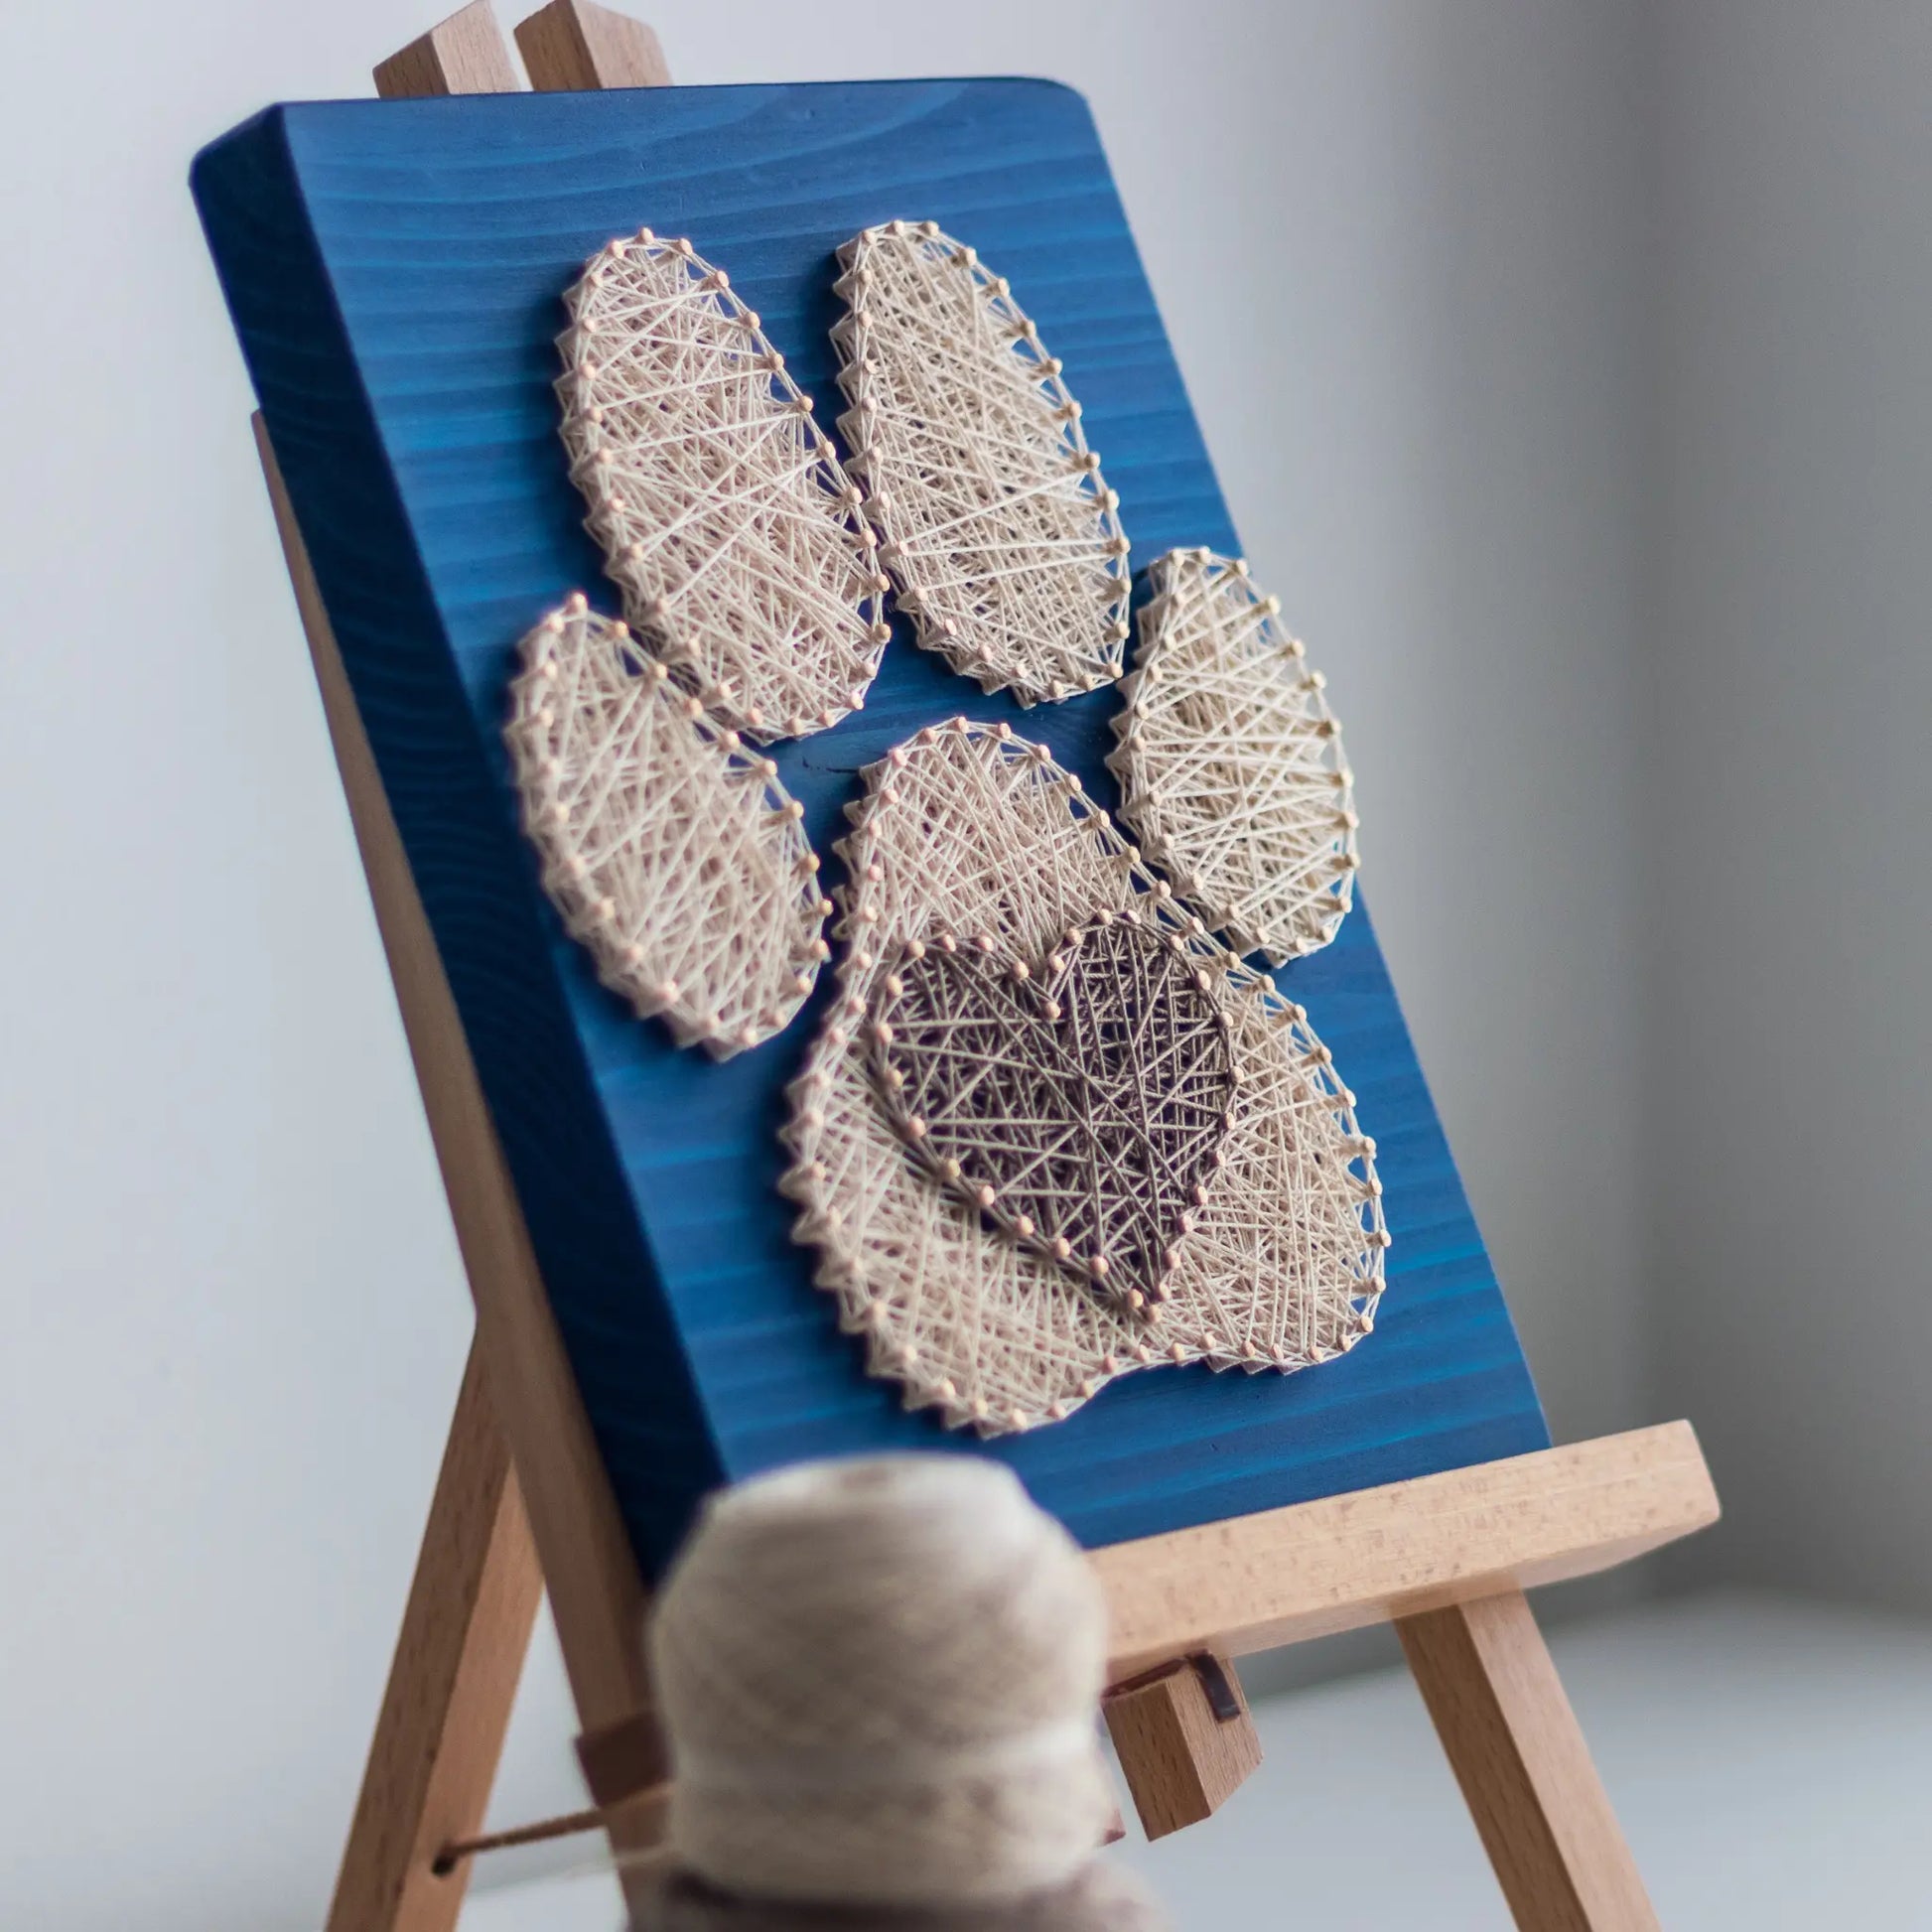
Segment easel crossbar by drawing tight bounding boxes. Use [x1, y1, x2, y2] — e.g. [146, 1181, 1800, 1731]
[1097, 1421, 1717, 1675]
[432, 1801, 621, 1874]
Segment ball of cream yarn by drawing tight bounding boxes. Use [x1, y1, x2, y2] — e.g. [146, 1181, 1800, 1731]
[649, 1454, 1119, 1909]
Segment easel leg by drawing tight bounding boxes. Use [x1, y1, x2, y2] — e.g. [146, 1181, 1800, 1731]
[296, 11, 672, 1921]
[1397, 1588, 1658, 1932]
[327, 1337, 544, 1932]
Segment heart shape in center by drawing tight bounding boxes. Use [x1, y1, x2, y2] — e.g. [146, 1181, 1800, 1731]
[866, 911, 1238, 1309]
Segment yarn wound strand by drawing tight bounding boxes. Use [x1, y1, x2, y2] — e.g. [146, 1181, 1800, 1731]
[648, 1455, 1122, 1910]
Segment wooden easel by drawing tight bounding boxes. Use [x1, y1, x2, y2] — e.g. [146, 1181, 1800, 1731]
[249, 7, 1721, 1926]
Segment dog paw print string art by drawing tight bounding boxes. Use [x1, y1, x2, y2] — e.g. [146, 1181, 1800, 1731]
[508, 222, 1388, 1428]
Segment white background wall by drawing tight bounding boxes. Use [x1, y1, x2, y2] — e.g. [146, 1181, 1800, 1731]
[0, 2, 1919, 1926]
[1647, 1, 1932, 1607]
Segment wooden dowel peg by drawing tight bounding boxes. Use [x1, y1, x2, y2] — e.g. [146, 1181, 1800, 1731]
[433, 1801, 613, 1873]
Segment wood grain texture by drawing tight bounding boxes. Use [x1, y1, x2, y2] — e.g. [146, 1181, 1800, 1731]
[515, 0, 668, 88]
[1094, 1422, 1719, 1675]
[325, 1339, 542, 1932]
[254, 414, 657, 1758]
[1398, 1590, 1659, 1931]
[373, 0, 521, 98]
[1104, 1656, 1263, 1840]
[193, 79, 1552, 1581]
[575, 1708, 669, 1807]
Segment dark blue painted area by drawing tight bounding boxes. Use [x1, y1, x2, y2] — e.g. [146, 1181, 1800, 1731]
[192, 77, 1548, 1581]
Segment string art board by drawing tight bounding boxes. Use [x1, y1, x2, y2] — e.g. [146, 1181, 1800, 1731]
[192, 78, 1549, 1582]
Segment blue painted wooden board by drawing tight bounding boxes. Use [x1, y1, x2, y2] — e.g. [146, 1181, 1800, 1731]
[191, 78, 1548, 1581]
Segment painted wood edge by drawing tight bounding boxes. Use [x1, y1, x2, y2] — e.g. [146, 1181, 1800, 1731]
[254, 414, 654, 1737]
[373, 0, 523, 97]
[515, 0, 669, 89]
[1398, 1589, 1659, 1930]
[1093, 1422, 1720, 1674]
[325, 1338, 542, 1932]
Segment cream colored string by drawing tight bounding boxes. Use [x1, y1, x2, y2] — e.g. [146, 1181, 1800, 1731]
[834, 219, 1130, 705]
[646, 1455, 1161, 1923]
[1112, 548, 1359, 964]
[504, 598, 831, 1056]
[559, 230, 890, 742]
[782, 719, 1387, 1436]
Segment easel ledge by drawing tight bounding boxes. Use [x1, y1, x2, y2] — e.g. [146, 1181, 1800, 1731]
[1096, 1419, 1714, 1675]
[247, 7, 1720, 1928]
